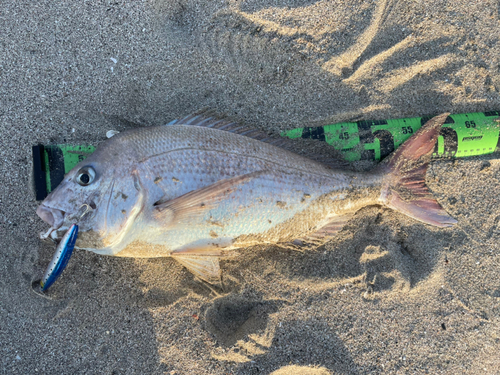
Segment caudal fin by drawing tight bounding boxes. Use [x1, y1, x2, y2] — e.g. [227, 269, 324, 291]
[378, 113, 457, 227]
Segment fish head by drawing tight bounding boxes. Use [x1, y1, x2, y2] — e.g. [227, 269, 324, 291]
[37, 136, 145, 253]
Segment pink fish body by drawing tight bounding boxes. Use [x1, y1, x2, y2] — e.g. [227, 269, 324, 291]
[37, 113, 456, 282]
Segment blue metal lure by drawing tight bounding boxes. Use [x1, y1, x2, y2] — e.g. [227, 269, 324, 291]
[40, 224, 78, 292]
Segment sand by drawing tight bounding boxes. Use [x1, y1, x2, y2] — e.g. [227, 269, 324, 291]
[1, 0, 500, 373]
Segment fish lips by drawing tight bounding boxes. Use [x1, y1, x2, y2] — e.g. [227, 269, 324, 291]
[37, 204, 66, 231]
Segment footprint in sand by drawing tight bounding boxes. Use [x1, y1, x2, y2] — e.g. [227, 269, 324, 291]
[197, 0, 466, 117]
[205, 292, 281, 362]
[360, 244, 411, 298]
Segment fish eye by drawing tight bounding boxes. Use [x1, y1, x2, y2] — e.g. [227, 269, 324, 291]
[76, 167, 96, 186]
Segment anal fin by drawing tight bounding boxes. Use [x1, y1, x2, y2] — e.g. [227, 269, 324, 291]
[291, 213, 353, 248]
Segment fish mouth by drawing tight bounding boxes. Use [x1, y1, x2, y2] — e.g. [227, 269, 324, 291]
[37, 204, 66, 238]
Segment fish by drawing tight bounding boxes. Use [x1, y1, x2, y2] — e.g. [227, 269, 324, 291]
[40, 224, 78, 291]
[36, 112, 457, 283]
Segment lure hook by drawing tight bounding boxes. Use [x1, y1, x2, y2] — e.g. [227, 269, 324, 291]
[78, 203, 92, 220]
[68, 203, 93, 222]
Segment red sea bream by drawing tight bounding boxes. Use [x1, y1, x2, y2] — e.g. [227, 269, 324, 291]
[37, 113, 456, 282]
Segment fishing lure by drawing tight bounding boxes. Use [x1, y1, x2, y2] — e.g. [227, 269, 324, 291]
[40, 224, 78, 292]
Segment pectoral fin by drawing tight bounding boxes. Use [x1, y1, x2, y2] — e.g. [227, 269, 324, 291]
[172, 255, 221, 283]
[153, 171, 263, 225]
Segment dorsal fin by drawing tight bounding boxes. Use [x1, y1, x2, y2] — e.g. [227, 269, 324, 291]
[166, 110, 353, 170]
[167, 111, 282, 144]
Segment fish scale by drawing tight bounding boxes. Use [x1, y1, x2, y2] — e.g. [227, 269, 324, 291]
[128, 125, 339, 176]
[138, 168, 341, 251]
[143, 149, 341, 203]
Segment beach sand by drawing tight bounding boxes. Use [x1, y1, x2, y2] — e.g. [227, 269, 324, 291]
[1, 0, 500, 373]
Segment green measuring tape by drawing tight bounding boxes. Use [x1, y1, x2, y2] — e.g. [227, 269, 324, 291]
[32, 111, 500, 200]
[283, 111, 500, 162]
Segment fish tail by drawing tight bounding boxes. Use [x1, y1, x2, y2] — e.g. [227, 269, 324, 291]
[377, 113, 457, 227]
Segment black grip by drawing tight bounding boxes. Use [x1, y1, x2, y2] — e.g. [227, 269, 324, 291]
[32, 145, 47, 201]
